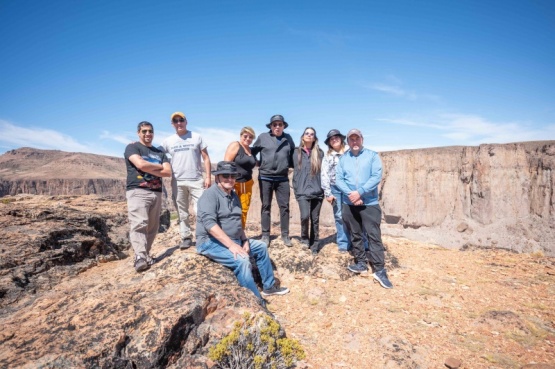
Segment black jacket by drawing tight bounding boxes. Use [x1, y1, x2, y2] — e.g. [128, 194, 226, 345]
[252, 131, 295, 178]
[292, 147, 324, 200]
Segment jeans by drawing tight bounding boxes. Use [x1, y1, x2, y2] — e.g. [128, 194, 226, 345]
[331, 187, 368, 251]
[126, 189, 162, 260]
[297, 197, 322, 244]
[342, 204, 385, 270]
[331, 188, 349, 250]
[259, 179, 290, 237]
[197, 238, 275, 300]
[174, 178, 205, 240]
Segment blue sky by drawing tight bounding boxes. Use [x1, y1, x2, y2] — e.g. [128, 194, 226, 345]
[1, 0, 554, 160]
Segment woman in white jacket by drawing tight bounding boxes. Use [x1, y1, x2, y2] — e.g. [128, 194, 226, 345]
[321, 129, 367, 252]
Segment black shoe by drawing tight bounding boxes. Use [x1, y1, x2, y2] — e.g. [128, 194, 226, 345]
[281, 235, 292, 247]
[180, 238, 192, 250]
[261, 285, 290, 297]
[373, 268, 393, 289]
[347, 262, 368, 274]
[146, 254, 155, 266]
[310, 241, 319, 255]
[300, 238, 310, 247]
[261, 235, 270, 246]
[134, 258, 149, 273]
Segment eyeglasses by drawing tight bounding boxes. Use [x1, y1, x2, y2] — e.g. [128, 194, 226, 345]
[272, 123, 284, 127]
[304, 132, 315, 137]
[172, 118, 185, 124]
[141, 129, 154, 134]
[221, 173, 237, 179]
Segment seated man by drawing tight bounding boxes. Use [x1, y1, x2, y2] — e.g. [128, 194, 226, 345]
[196, 161, 289, 305]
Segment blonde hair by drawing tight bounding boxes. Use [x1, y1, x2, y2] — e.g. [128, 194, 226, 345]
[240, 126, 256, 139]
[298, 127, 321, 176]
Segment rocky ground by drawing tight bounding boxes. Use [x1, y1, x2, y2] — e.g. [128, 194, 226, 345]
[0, 195, 554, 368]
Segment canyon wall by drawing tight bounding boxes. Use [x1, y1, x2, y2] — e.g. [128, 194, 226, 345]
[379, 141, 554, 255]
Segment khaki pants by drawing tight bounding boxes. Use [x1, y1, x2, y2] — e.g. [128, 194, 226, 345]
[126, 188, 162, 260]
[175, 178, 205, 240]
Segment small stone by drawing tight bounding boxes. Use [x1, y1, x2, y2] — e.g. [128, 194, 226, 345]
[521, 364, 555, 369]
[445, 357, 462, 368]
[456, 223, 468, 233]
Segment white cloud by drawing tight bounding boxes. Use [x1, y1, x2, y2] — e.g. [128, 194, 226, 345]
[1, 120, 93, 153]
[380, 114, 555, 146]
[100, 130, 132, 145]
[366, 79, 440, 102]
[197, 127, 238, 163]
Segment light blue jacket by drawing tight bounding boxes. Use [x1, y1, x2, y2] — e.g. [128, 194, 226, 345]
[335, 147, 382, 206]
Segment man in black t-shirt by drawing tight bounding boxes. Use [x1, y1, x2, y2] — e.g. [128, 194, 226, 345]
[124, 121, 172, 272]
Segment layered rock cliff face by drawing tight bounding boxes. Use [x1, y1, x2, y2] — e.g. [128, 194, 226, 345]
[379, 141, 555, 255]
[0, 147, 127, 200]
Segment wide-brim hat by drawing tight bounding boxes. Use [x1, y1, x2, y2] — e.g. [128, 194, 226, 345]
[211, 161, 238, 175]
[324, 129, 346, 146]
[265, 114, 289, 129]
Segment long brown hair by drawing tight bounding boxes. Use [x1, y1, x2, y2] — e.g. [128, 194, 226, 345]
[298, 127, 321, 176]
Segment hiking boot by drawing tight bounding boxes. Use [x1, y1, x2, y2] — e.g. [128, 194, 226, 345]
[261, 235, 270, 246]
[347, 262, 368, 274]
[134, 258, 149, 273]
[373, 268, 393, 289]
[300, 238, 310, 247]
[281, 235, 292, 247]
[261, 284, 290, 297]
[179, 238, 192, 250]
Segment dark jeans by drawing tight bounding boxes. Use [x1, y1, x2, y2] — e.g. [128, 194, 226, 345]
[259, 179, 290, 236]
[297, 197, 323, 244]
[342, 204, 385, 270]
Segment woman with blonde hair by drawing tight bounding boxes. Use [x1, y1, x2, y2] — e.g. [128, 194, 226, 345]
[292, 127, 324, 254]
[224, 126, 257, 228]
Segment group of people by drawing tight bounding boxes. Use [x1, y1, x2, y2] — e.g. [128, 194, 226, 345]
[123, 112, 392, 307]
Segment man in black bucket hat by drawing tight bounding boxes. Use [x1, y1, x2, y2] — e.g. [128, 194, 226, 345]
[195, 161, 289, 304]
[252, 115, 295, 247]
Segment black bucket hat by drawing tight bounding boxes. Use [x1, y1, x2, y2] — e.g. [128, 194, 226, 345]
[265, 114, 289, 129]
[324, 129, 346, 146]
[211, 161, 238, 175]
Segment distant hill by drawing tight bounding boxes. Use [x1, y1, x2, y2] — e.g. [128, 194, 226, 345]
[0, 147, 127, 200]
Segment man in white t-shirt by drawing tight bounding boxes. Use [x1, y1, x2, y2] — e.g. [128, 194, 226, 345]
[160, 112, 212, 249]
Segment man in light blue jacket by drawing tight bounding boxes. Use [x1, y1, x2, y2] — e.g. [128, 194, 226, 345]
[336, 129, 393, 288]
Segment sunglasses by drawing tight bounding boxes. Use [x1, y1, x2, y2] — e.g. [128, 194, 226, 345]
[141, 129, 154, 134]
[272, 123, 284, 127]
[304, 132, 315, 137]
[172, 118, 185, 123]
[221, 173, 238, 179]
